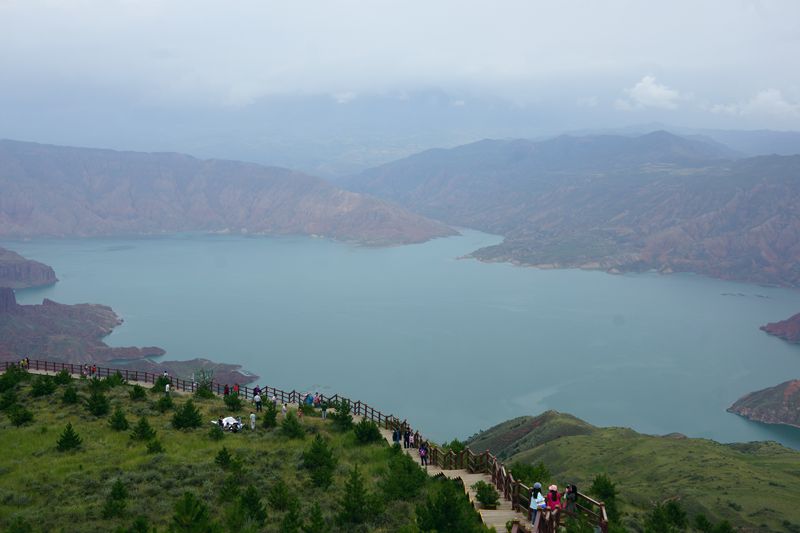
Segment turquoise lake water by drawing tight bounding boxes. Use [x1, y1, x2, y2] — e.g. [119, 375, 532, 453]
[5, 230, 800, 448]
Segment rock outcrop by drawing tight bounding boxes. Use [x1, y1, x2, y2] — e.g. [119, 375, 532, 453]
[727, 380, 800, 428]
[0, 287, 19, 313]
[0, 247, 57, 289]
[761, 312, 800, 343]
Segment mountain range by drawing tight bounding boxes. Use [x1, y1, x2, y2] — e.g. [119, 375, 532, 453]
[0, 139, 454, 245]
[345, 131, 800, 286]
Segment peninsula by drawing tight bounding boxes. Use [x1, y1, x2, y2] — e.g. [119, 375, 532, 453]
[727, 380, 800, 429]
[0, 287, 253, 384]
[761, 312, 800, 343]
[0, 247, 57, 289]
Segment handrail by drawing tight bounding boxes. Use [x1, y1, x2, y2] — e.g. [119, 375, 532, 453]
[3, 358, 608, 532]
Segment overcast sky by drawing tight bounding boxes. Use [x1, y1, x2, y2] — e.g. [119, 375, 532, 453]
[1, 0, 799, 169]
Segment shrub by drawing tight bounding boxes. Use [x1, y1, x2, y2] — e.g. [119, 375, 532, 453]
[510, 460, 550, 487]
[152, 375, 170, 394]
[109, 406, 130, 431]
[172, 399, 203, 429]
[130, 416, 156, 441]
[85, 389, 110, 416]
[105, 371, 126, 388]
[215, 446, 240, 471]
[194, 384, 215, 399]
[589, 474, 619, 522]
[303, 502, 330, 533]
[444, 438, 466, 454]
[281, 410, 305, 439]
[62, 385, 79, 405]
[417, 477, 486, 533]
[146, 439, 165, 454]
[330, 399, 353, 431]
[88, 377, 110, 393]
[209, 423, 225, 441]
[129, 384, 147, 401]
[0, 364, 29, 393]
[218, 474, 240, 503]
[281, 504, 302, 533]
[380, 446, 428, 500]
[224, 393, 243, 412]
[30, 375, 57, 397]
[4, 516, 32, 533]
[239, 485, 267, 526]
[53, 368, 72, 385]
[154, 394, 174, 413]
[299, 402, 317, 417]
[194, 369, 215, 399]
[267, 478, 293, 511]
[101, 479, 128, 519]
[172, 492, 215, 532]
[472, 480, 500, 509]
[302, 434, 337, 488]
[262, 400, 278, 429]
[0, 389, 18, 411]
[56, 422, 82, 451]
[8, 405, 33, 427]
[353, 418, 382, 444]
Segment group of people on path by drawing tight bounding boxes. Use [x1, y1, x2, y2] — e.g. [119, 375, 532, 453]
[530, 483, 578, 529]
[390, 422, 430, 466]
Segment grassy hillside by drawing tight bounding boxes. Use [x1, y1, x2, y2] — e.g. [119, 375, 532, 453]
[0, 368, 488, 532]
[468, 412, 800, 532]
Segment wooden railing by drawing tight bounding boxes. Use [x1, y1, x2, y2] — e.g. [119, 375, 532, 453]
[420, 440, 608, 532]
[3, 358, 608, 532]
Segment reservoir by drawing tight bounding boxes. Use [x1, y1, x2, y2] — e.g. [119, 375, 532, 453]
[6, 230, 800, 449]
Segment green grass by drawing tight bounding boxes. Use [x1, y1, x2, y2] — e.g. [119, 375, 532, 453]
[0, 373, 487, 532]
[501, 419, 800, 532]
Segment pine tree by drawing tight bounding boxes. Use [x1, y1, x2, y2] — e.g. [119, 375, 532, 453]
[380, 447, 428, 500]
[53, 368, 72, 385]
[330, 400, 353, 431]
[337, 465, 369, 526]
[56, 422, 82, 451]
[62, 385, 79, 405]
[224, 393, 243, 412]
[146, 439, 165, 454]
[208, 423, 224, 441]
[8, 405, 33, 427]
[301, 434, 337, 488]
[267, 478, 292, 511]
[262, 400, 278, 429]
[130, 416, 156, 441]
[172, 399, 202, 429]
[171, 492, 215, 532]
[101, 479, 128, 518]
[302, 503, 330, 533]
[281, 410, 305, 439]
[239, 486, 267, 527]
[154, 394, 174, 413]
[30, 375, 56, 397]
[109, 406, 130, 431]
[215, 446, 239, 470]
[128, 384, 147, 401]
[280, 504, 302, 533]
[353, 418, 382, 443]
[85, 389, 110, 416]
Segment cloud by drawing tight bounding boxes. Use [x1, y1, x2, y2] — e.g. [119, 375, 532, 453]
[576, 96, 598, 108]
[614, 76, 681, 111]
[332, 91, 357, 104]
[710, 88, 800, 119]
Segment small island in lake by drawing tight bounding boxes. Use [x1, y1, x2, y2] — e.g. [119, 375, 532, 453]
[727, 379, 800, 428]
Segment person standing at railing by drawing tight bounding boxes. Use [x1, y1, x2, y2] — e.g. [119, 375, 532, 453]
[419, 443, 428, 466]
[531, 482, 546, 527]
[403, 428, 410, 448]
[546, 484, 562, 511]
[563, 484, 577, 515]
[253, 392, 262, 412]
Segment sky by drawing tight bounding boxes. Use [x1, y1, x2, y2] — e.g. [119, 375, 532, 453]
[1, 0, 800, 173]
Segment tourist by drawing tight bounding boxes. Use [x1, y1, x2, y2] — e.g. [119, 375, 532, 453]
[218, 416, 224, 428]
[409, 432, 415, 448]
[165, 382, 170, 395]
[281, 402, 287, 417]
[392, 428, 399, 444]
[271, 394, 278, 406]
[249, 412, 256, 430]
[531, 482, 546, 526]
[253, 385, 261, 397]
[419, 443, 428, 466]
[321, 400, 328, 419]
[253, 393, 262, 412]
[91, 364, 97, 377]
[546, 484, 561, 511]
[563, 484, 577, 515]
[233, 383, 239, 396]
[223, 384, 230, 396]
[403, 428, 410, 448]
[163, 370, 168, 378]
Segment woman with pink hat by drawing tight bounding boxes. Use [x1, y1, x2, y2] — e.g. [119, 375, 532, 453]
[545, 484, 562, 511]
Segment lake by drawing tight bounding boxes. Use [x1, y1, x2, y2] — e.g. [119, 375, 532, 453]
[6, 230, 800, 449]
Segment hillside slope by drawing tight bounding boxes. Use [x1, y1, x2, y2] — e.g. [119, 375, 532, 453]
[0, 139, 455, 245]
[728, 380, 800, 428]
[346, 132, 800, 286]
[467, 411, 800, 532]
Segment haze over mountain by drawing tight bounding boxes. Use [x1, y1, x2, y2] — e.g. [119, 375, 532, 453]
[345, 131, 800, 286]
[0, 139, 454, 244]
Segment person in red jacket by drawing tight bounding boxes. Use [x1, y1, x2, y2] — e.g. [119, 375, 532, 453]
[546, 484, 562, 510]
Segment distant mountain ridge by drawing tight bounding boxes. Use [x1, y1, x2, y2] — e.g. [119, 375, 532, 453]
[345, 131, 800, 286]
[0, 139, 455, 244]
